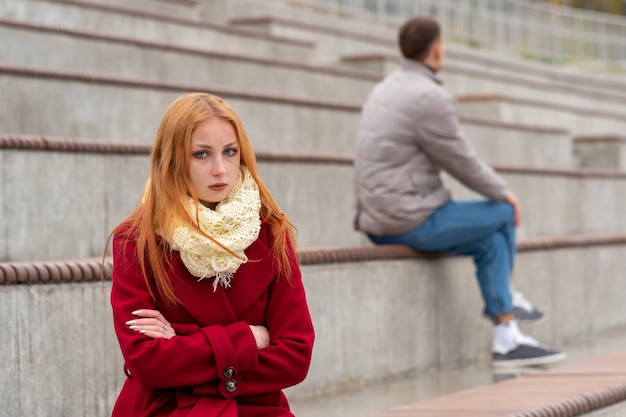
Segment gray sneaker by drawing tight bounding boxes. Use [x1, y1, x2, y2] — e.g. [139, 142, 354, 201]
[512, 291, 544, 322]
[493, 342, 566, 368]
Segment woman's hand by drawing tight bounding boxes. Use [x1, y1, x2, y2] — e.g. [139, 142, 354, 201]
[249, 325, 270, 350]
[126, 309, 176, 339]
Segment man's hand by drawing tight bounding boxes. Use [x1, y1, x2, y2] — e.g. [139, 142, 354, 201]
[505, 191, 521, 226]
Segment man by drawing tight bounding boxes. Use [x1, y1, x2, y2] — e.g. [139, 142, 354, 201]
[353, 16, 565, 367]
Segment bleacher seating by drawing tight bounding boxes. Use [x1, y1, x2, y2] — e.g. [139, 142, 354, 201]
[1, 0, 626, 416]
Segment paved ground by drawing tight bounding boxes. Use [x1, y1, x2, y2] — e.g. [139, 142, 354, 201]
[289, 330, 626, 417]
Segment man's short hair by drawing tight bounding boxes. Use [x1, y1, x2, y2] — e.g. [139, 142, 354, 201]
[398, 16, 441, 61]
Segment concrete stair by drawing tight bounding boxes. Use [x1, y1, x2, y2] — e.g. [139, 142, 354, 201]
[574, 135, 626, 170]
[1, 63, 583, 161]
[456, 94, 626, 137]
[5, 134, 626, 258]
[0, 0, 313, 61]
[343, 51, 626, 116]
[0, 16, 378, 103]
[0, 64, 360, 150]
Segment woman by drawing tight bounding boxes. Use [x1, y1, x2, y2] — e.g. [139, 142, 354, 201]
[108, 93, 315, 416]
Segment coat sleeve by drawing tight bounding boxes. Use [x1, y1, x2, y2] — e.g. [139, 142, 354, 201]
[235, 235, 315, 396]
[192, 233, 315, 398]
[110, 230, 259, 392]
[415, 90, 510, 201]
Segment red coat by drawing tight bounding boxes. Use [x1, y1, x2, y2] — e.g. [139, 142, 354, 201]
[110, 223, 315, 416]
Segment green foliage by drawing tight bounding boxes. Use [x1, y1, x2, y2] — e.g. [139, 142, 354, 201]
[543, 0, 623, 15]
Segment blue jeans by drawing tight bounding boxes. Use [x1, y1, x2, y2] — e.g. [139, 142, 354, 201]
[368, 200, 515, 318]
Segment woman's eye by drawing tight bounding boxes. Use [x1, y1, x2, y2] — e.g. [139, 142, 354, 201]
[224, 148, 238, 157]
[194, 150, 208, 159]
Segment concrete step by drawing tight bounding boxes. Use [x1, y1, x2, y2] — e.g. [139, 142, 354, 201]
[0, 17, 377, 103]
[460, 118, 573, 168]
[3, 135, 626, 261]
[229, 14, 395, 65]
[67, 0, 225, 21]
[0, 0, 313, 62]
[0, 137, 364, 261]
[574, 135, 626, 171]
[456, 94, 626, 137]
[444, 45, 626, 103]
[444, 164, 626, 241]
[0, 64, 578, 166]
[1, 240, 626, 415]
[0, 64, 359, 152]
[340, 53, 626, 116]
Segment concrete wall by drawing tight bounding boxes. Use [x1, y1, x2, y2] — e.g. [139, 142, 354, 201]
[0, 149, 148, 262]
[0, 282, 123, 417]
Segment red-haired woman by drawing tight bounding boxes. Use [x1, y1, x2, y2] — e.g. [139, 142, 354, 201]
[107, 93, 315, 416]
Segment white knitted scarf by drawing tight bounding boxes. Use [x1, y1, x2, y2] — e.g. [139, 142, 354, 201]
[167, 166, 261, 291]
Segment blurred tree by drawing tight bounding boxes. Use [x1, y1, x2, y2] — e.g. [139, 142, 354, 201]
[541, 0, 623, 14]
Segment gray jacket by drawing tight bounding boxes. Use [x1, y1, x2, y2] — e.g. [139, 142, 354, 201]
[354, 59, 509, 236]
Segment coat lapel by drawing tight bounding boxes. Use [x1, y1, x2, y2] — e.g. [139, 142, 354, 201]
[166, 254, 237, 326]
[164, 231, 277, 325]
[225, 237, 277, 319]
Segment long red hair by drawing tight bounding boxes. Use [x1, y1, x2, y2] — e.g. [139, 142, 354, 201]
[107, 93, 296, 304]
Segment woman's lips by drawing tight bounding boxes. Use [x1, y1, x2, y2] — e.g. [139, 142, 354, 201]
[210, 183, 227, 191]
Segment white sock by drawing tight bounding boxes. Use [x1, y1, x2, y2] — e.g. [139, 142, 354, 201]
[493, 320, 541, 354]
[493, 320, 521, 353]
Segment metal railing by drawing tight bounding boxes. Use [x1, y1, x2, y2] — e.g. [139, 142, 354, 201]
[264, 0, 626, 72]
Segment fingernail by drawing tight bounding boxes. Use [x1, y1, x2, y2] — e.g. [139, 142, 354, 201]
[129, 325, 138, 330]
[139, 330, 147, 334]
[126, 320, 136, 326]
[132, 310, 142, 315]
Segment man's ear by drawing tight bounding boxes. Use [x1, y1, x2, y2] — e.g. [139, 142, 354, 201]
[431, 40, 442, 61]
[431, 39, 445, 69]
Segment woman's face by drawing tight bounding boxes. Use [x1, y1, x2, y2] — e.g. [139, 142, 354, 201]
[188, 117, 241, 209]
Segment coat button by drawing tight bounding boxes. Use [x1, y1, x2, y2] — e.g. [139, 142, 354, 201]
[224, 379, 238, 393]
[223, 366, 236, 379]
